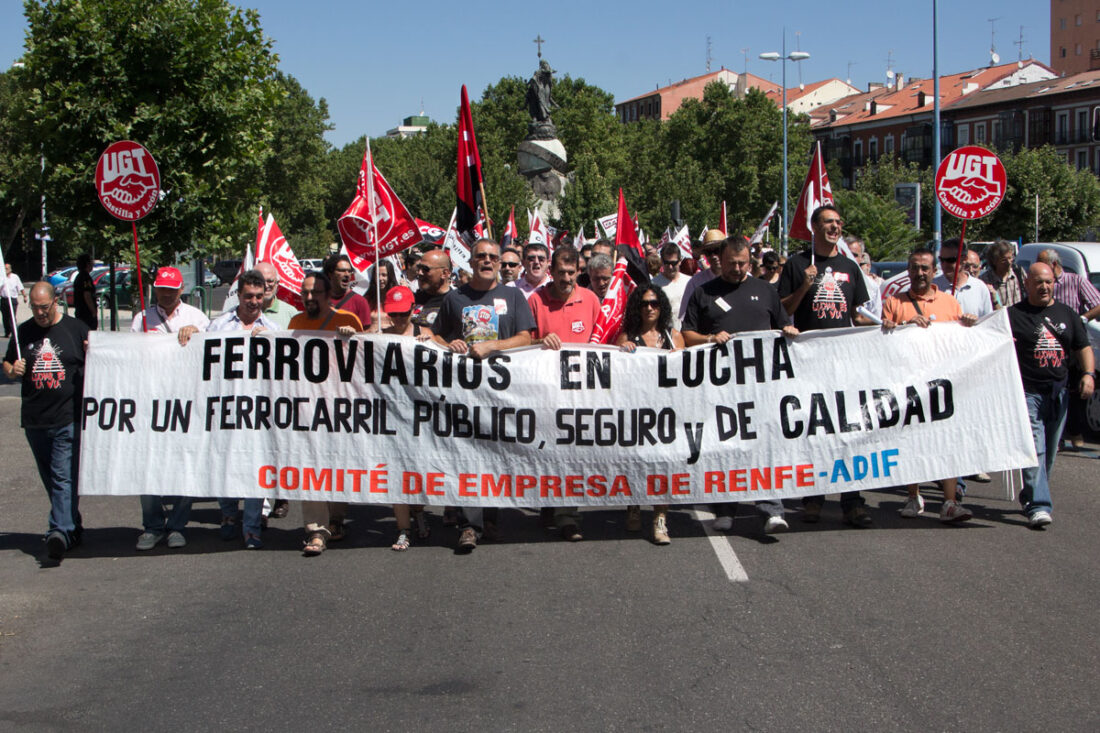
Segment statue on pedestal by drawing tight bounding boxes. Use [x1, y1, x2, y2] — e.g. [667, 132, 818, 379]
[517, 53, 569, 216]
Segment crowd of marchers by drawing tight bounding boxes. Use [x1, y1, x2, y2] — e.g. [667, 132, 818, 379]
[4, 203, 1096, 561]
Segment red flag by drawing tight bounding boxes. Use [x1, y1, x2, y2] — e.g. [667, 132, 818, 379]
[789, 141, 834, 243]
[501, 206, 517, 249]
[719, 200, 728, 236]
[614, 189, 643, 257]
[415, 218, 446, 243]
[338, 146, 421, 271]
[528, 208, 548, 246]
[456, 85, 484, 241]
[589, 257, 636, 344]
[255, 212, 305, 310]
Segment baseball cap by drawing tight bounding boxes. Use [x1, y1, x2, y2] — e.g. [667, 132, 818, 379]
[384, 285, 415, 313]
[153, 266, 183, 289]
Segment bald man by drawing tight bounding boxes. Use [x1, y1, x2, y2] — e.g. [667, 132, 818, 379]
[255, 261, 294, 328]
[3, 282, 90, 560]
[1008, 263, 1095, 528]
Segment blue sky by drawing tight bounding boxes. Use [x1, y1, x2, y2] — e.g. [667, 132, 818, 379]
[1, 0, 1050, 149]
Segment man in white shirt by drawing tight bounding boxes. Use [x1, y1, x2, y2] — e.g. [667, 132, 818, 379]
[653, 243, 689, 329]
[933, 239, 994, 318]
[509, 242, 551, 300]
[131, 266, 210, 550]
[2, 263, 27, 337]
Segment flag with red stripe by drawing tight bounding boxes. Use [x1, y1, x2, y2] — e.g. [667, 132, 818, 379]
[456, 85, 484, 243]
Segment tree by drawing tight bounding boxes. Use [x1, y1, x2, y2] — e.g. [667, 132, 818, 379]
[9, 0, 280, 269]
[833, 189, 923, 260]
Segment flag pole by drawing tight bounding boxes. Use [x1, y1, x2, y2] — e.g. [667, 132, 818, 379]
[479, 180, 493, 240]
[3, 299, 18, 361]
[131, 222, 148, 333]
[366, 138, 381, 332]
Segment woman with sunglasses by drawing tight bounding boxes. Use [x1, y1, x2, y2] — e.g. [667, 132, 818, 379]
[381, 285, 432, 550]
[759, 251, 782, 285]
[616, 284, 685, 544]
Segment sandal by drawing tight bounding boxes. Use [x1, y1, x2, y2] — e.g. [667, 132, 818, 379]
[303, 532, 326, 556]
[413, 511, 430, 539]
[391, 529, 411, 552]
[327, 521, 346, 542]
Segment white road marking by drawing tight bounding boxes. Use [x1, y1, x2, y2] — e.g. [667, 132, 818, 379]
[690, 507, 749, 582]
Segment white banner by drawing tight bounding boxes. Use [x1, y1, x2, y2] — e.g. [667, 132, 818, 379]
[79, 312, 1036, 506]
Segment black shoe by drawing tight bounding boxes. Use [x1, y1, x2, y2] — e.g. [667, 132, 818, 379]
[45, 531, 67, 560]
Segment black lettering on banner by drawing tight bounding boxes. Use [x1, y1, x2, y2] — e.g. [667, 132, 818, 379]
[334, 340, 357, 381]
[874, 389, 900, 427]
[248, 337, 271, 380]
[224, 336, 245, 379]
[715, 402, 756, 441]
[903, 385, 925, 426]
[733, 338, 765, 385]
[303, 339, 329, 383]
[202, 339, 220, 381]
[414, 345, 438, 387]
[381, 342, 407, 385]
[83, 397, 137, 433]
[929, 378, 953, 420]
[780, 395, 802, 439]
[561, 350, 582, 390]
[486, 353, 511, 391]
[457, 354, 481, 389]
[275, 337, 300, 381]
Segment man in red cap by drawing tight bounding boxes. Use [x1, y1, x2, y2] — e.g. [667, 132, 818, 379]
[131, 266, 210, 551]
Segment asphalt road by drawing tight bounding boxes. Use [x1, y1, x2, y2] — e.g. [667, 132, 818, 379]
[2, 385, 1099, 731]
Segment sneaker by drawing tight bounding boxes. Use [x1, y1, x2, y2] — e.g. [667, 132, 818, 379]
[135, 531, 166, 551]
[1028, 510, 1053, 528]
[45, 531, 67, 560]
[625, 505, 642, 532]
[969, 472, 992, 483]
[560, 523, 583, 542]
[843, 505, 874, 528]
[939, 500, 973, 523]
[653, 515, 671, 545]
[539, 507, 557, 530]
[219, 516, 238, 541]
[898, 495, 925, 518]
[764, 516, 789, 534]
[712, 515, 733, 532]
[167, 530, 187, 549]
[802, 503, 822, 524]
[244, 533, 263, 550]
[457, 527, 478, 552]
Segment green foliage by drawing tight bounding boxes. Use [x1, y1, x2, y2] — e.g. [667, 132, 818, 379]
[833, 189, 923, 260]
[8, 0, 280, 268]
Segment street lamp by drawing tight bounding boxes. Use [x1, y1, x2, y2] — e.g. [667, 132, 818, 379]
[760, 34, 810, 254]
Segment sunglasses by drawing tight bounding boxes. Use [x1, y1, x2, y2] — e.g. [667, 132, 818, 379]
[473, 252, 501, 261]
[500, 261, 521, 268]
[641, 299, 660, 308]
[525, 255, 547, 262]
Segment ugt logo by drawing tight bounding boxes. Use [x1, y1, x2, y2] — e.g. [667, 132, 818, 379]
[95, 141, 161, 221]
[935, 146, 1006, 220]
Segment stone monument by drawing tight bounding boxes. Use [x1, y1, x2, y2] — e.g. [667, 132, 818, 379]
[517, 49, 568, 221]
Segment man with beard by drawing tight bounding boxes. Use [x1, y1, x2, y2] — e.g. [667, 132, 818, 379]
[433, 239, 535, 552]
[322, 254, 371, 328]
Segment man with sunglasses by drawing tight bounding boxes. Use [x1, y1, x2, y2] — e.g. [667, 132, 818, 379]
[433, 239, 535, 552]
[254, 261, 294, 328]
[510, 242, 551, 300]
[322, 254, 372, 328]
[653, 243, 689, 329]
[499, 247, 523, 284]
[411, 249, 452, 335]
[933, 239, 993, 319]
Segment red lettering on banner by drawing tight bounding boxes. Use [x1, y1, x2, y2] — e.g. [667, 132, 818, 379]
[540, 475, 562, 498]
[704, 471, 724, 493]
[647, 474, 668, 496]
[369, 466, 388, 494]
[280, 467, 299, 491]
[564, 475, 584, 498]
[348, 469, 368, 492]
[459, 473, 477, 497]
[587, 475, 607, 496]
[259, 465, 276, 490]
[609, 475, 631, 496]
[516, 475, 537, 498]
[304, 468, 331, 493]
[750, 468, 770, 491]
[775, 465, 793, 489]
[731, 470, 747, 492]
[483, 473, 511, 497]
[425, 473, 445, 496]
[796, 464, 814, 487]
[671, 474, 690, 495]
[402, 472, 422, 495]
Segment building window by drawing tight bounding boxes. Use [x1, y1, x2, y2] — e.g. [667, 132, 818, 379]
[1062, 47, 1068, 58]
[1077, 44, 1083, 56]
[1076, 14, 1083, 26]
[1057, 111, 1070, 144]
[884, 135, 894, 155]
[992, 120, 1002, 143]
[1061, 18, 1067, 30]
[1079, 109, 1090, 141]
[957, 124, 969, 145]
[975, 123, 986, 143]
[869, 138, 878, 161]
[1078, 150, 1088, 170]
[853, 139, 863, 166]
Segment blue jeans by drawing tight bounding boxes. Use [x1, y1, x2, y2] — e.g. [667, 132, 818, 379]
[218, 498, 264, 537]
[140, 495, 193, 533]
[25, 423, 82, 545]
[1020, 388, 1069, 516]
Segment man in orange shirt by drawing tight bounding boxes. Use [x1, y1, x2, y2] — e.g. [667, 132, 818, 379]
[289, 272, 363, 555]
[882, 247, 977, 523]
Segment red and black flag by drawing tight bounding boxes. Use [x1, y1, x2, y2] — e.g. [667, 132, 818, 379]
[501, 206, 517, 249]
[456, 85, 485, 243]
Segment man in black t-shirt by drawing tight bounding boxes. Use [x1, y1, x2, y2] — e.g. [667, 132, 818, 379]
[3, 282, 89, 560]
[1008, 262, 1094, 529]
[683, 236, 800, 535]
[433, 239, 534, 551]
[778, 204, 875, 527]
[411, 249, 452, 335]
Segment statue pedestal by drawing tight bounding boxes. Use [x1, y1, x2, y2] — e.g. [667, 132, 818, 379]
[518, 138, 568, 222]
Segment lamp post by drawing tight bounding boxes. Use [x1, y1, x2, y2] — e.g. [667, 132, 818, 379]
[761, 32, 809, 254]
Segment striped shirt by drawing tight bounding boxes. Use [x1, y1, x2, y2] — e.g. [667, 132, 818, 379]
[1052, 271, 1100, 316]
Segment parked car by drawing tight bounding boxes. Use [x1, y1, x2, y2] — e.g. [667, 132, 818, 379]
[47, 266, 78, 287]
[1017, 242, 1100, 432]
[871, 261, 907, 281]
[299, 258, 324, 273]
[64, 267, 129, 306]
[98, 269, 134, 310]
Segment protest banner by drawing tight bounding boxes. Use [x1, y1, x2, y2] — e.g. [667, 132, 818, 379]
[79, 312, 1036, 506]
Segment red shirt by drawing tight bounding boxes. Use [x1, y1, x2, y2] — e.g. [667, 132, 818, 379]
[529, 284, 601, 343]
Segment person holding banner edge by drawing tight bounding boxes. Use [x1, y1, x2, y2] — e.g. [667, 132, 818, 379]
[432, 238, 535, 551]
[778, 204, 875, 527]
[289, 272, 364, 555]
[682, 235, 799, 535]
[132, 266, 209, 551]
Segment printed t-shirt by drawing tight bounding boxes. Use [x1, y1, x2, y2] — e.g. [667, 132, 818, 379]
[434, 283, 535, 344]
[778, 250, 870, 331]
[5, 314, 89, 428]
[1008, 300, 1089, 392]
